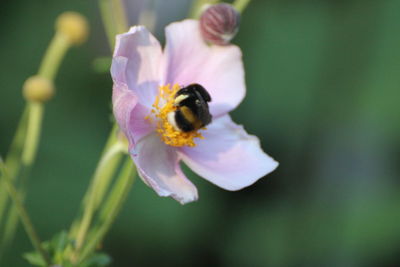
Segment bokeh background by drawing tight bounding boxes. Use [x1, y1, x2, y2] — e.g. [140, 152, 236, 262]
[1, 0, 400, 266]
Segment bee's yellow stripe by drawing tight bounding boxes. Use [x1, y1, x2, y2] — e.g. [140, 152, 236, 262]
[180, 106, 202, 129]
[180, 106, 196, 123]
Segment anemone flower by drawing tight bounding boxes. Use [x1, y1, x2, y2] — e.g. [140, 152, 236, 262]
[111, 19, 278, 204]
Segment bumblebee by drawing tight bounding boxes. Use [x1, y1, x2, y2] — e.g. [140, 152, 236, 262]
[168, 83, 212, 132]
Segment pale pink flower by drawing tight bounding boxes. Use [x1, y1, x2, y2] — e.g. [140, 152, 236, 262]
[111, 19, 278, 204]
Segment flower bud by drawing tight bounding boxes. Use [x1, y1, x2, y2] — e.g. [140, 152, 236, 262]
[56, 12, 89, 45]
[199, 3, 240, 46]
[23, 76, 54, 102]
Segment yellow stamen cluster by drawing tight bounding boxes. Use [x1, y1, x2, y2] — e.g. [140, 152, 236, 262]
[149, 84, 204, 147]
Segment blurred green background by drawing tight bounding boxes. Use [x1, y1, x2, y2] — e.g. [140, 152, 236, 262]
[1, 0, 400, 266]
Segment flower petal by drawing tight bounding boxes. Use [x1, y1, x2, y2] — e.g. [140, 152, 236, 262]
[179, 116, 278, 191]
[113, 25, 162, 107]
[128, 102, 156, 145]
[111, 56, 155, 145]
[112, 78, 137, 138]
[131, 133, 198, 204]
[163, 19, 245, 117]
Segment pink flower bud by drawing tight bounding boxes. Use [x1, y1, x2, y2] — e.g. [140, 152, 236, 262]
[199, 3, 240, 46]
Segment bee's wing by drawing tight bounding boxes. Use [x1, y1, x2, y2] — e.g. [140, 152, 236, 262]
[191, 84, 211, 102]
[195, 99, 212, 125]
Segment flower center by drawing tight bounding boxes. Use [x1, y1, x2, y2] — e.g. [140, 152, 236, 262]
[148, 84, 205, 147]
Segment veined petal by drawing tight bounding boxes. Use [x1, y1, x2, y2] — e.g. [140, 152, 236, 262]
[131, 133, 198, 204]
[179, 115, 278, 191]
[128, 102, 156, 145]
[162, 19, 245, 117]
[112, 82, 137, 140]
[113, 25, 162, 107]
[111, 57, 155, 145]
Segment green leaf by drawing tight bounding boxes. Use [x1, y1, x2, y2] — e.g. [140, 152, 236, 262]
[50, 230, 70, 252]
[80, 253, 112, 267]
[23, 251, 46, 267]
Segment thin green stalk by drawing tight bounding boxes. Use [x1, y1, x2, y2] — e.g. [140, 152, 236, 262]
[138, 0, 157, 32]
[1, 199, 21, 251]
[66, 2, 131, 263]
[1, 166, 30, 253]
[233, 0, 251, 13]
[112, 0, 129, 34]
[0, 103, 44, 254]
[0, 108, 28, 231]
[78, 158, 135, 263]
[38, 32, 70, 80]
[69, 0, 129, 250]
[189, 0, 219, 18]
[4, 107, 29, 175]
[91, 151, 123, 209]
[22, 102, 44, 165]
[73, 141, 125, 253]
[0, 164, 31, 254]
[0, 161, 50, 266]
[103, 123, 119, 153]
[83, 125, 124, 210]
[99, 0, 129, 50]
[69, 123, 120, 238]
[0, 23, 72, 257]
[99, 0, 116, 49]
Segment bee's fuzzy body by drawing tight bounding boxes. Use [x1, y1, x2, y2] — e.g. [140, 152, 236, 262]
[168, 84, 212, 133]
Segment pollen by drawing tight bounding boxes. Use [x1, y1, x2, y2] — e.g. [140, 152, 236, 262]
[149, 84, 204, 147]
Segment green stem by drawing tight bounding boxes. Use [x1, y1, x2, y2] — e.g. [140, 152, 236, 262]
[0, 108, 28, 233]
[68, 125, 119, 239]
[1, 166, 30, 254]
[73, 141, 125, 253]
[22, 102, 44, 165]
[233, 0, 251, 13]
[1, 103, 44, 254]
[138, 1, 157, 32]
[4, 107, 29, 175]
[1, 197, 22, 252]
[0, 144, 34, 257]
[78, 158, 135, 263]
[112, 0, 129, 34]
[0, 161, 51, 266]
[0, 22, 72, 258]
[38, 32, 70, 80]
[103, 123, 119, 153]
[189, 0, 219, 18]
[99, 0, 129, 50]
[67, 1, 132, 263]
[99, 0, 116, 49]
